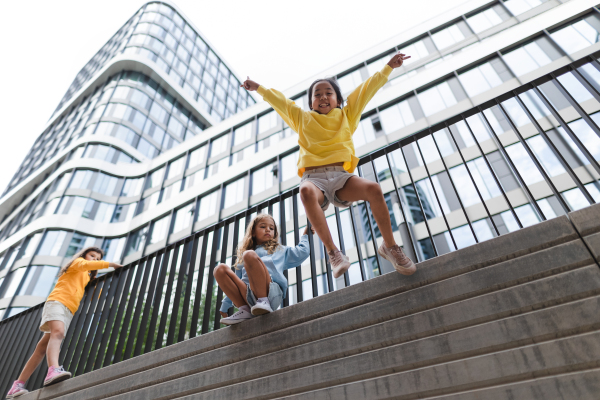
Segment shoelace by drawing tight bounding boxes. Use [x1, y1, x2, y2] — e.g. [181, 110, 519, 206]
[389, 246, 408, 262]
[230, 310, 246, 318]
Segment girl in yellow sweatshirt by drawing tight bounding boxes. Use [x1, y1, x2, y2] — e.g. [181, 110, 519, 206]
[7, 247, 122, 398]
[241, 53, 416, 278]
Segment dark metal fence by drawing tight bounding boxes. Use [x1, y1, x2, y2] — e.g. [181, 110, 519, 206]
[2, 53, 600, 396]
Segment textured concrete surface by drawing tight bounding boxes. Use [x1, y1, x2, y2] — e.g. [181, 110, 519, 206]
[276, 334, 600, 400]
[113, 297, 600, 400]
[569, 202, 600, 237]
[45, 241, 595, 400]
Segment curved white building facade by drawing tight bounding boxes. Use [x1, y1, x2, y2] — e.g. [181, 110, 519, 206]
[2, 0, 600, 318]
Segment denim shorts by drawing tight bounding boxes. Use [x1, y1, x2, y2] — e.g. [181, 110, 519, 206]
[40, 301, 73, 333]
[300, 166, 354, 211]
[246, 281, 283, 311]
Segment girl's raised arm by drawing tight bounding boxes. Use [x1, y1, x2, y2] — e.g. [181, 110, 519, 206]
[345, 53, 410, 125]
[282, 226, 314, 269]
[73, 258, 122, 271]
[241, 77, 303, 132]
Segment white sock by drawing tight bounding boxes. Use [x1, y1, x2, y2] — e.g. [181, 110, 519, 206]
[239, 305, 250, 313]
[258, 297, 268, 303]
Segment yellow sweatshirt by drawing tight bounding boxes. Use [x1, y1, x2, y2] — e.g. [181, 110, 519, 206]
[257, 65, 393, 177]
[47, 258, 109, 314]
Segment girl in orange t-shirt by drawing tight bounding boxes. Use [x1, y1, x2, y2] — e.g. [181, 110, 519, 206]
[7, 247, 122, 398]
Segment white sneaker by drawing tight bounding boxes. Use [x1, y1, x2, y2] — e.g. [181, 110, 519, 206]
[220, 309, 254, 325]
[251, 298, 273, 315]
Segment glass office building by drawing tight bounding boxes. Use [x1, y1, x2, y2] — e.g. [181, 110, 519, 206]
[1, 0, 599, 318]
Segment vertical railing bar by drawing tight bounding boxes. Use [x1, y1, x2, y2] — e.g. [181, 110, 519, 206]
[334, 206, 350, 287]
[62, 284, 94, 371]
[20, 312, 44, 392]
[154, 244, 179, 351]
[479, 106, 547, 221]
[497, 100, 571, 214]
[58, 290, 87, 367]
[444, 122, 501, 237]
[414, 136, 462, 247]
[306, 220, 319, 299]
[463, 116, 524, 229]
[85, 269, 123, 372]
[201, 226, 221, 334]
[531, 85, 600, 178]
[227, 214, 243, 315]
[96, 266, 130, 369]
[514, 92, 595, 204]
[178, 234, 201, 342]
[167, 239, 191, 346]
[278, 195, 290, 307]
[189, 229, 211, 338]
[0, 308, 37, 393]
[570, 66, 600, 104]
[76, 275, 113, 376]
[214, 222, 230, 330]
[322, 243, 334, 293]
[383, 150, 419, 262]
[143, 248, 171, 354]
[70, 279, 105, 375]
[358, 163, 383, 274]
[431, 126, 480, 240]
[292, 190, 303, 303]
[103, 258, 139, 366]
[399, 144, 439, 257]
[120, 255, 154, 361]
[550, 72, 600, 140]
[348, 202, 367, 282]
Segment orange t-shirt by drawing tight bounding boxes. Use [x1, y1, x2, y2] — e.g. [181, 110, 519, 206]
[46, 258, 109, 314]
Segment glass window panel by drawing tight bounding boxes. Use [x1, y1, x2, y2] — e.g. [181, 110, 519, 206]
[399, 40, 429, 62]
[121, 177, 143, 197]
[93, 173, 119, 196]
[503, 41, 552, 76]
[353, 118, 377, 148]
[467, 8, 503, 33]
[252, 164, 276, 195]
[188, 146, 207, 170]
[197, 191, 218, 221]
[281, 151, 299, 181]
[149, 215, 170, 244]
[1, 268, 26, 299]
[234, 122, 253, 146]
[224, 178, 245, 208]
[102, 237, 126, 262]
[172, 203, 194, 233]
[418, 82, 456, 116]
[65, 233, 97, 258]
[337, 70, 363, 94]
[167, 156, 185, 180]
[37, 231, 67, 256]
[145, 167, 165, 190]
[504, 0, 543, 16]
[167, 116, 185, 139]
[431, 24, 465, 50]
[210, 134, 229, 157]
[232, 144, 256, 165]
[70, 170, 94, 189]
[126, 225, 148, 256]
[258, 111, 278, 134]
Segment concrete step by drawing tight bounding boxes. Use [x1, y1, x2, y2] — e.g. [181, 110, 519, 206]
[17, 214, 593, 400]
[42, 237, 594, 400]
[129, 296, 600, 400]
[273, 333, 600, 400]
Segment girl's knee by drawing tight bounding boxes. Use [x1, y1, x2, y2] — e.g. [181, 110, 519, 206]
[214, 263, 229, 277]
[366, 182, 383, 201]
[299, 184, 318, 202]
[50, 330, 65, 341]
[242, 250, 258, 264]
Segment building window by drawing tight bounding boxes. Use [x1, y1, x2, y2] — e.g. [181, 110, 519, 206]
[258, 111, 278, 134]
[418, 81, 457, 116]
[503, 0, 547, 16]
[252, 163, 277, 196]
[458, 59, 507, 97]
[233, 122, 253, 146]
[223, 178, 245, 209]
[172, 203, 194, 233]
[431, 22, 468, 50]
[38, 231, 68, 256]
[379, 99, 416, 134]
[502, 37, 560, 76]
[197, 191, 219, 221]
[551, 15, 600, 55]
[149, 216, 170, 244]
[466, 5, 507, 34]
[126, 225, 148, 256]
[17, 265, 60, 298]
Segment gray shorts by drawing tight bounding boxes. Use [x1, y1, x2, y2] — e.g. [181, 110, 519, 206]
[40, 301, 73, 333]
[300, 166, 354, 211]
[246, 281, 283, 311]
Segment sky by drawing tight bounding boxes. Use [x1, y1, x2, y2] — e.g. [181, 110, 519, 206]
[0, 0, 469, 195]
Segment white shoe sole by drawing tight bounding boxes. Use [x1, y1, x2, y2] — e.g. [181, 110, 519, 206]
[220, 317, 250, 326]
[251, 305, 272, 316]
[43, 372, 71, 387]
[378, 248, 417, 276]
[7, 390, 28, 398]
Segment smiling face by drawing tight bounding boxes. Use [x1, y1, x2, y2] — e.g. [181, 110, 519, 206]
[310, 81, 341, 114]
[253, 217, 276, 245]
[85, 251, 102, 261]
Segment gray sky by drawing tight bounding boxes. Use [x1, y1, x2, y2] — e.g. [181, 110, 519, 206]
[0, 0, 468, 194]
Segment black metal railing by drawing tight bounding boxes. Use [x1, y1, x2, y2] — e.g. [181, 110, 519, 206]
[2, 52, 600, 395]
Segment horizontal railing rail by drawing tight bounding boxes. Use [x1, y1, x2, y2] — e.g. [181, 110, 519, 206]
[2, 51, 600, 395]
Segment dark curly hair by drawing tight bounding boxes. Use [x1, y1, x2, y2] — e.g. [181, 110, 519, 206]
[59, 246, 105, 280]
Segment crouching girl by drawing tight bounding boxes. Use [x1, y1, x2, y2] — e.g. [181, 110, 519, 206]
[216, 213, 311, 325]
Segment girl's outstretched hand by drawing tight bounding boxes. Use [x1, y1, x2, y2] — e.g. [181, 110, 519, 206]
[303, 225, 316, 235]
[387, 53, 411, 69]
[241, 76, 260, 91]
[220, 311, 228, 318]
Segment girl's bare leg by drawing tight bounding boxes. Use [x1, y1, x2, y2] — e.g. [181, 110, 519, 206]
[242, 251, 271, 298]
[299, 182, 337, 252]
[214, 264, 249, 308]
[46, 320, 65, 367]
[336, 176, 398, 247]
[17, 333, 50, 381]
